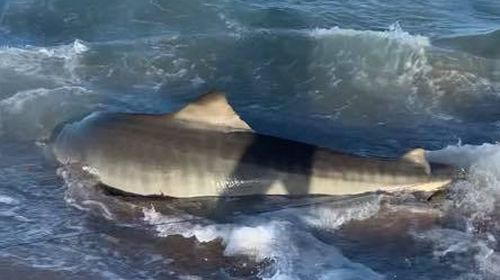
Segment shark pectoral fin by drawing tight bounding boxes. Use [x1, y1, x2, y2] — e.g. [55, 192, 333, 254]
[172, 91, 253, 131]
[401, 148, 431, 175]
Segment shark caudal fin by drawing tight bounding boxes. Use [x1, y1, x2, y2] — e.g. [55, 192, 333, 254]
[401, 148, 431, 175]
[172, 91, 252, 131]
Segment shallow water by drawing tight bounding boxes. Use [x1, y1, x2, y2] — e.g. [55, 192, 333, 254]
[1, 0, 500, 279]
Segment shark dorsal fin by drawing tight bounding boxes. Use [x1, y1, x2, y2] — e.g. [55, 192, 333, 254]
[402, 148, 430, 175]
[173, 91, 252, 131]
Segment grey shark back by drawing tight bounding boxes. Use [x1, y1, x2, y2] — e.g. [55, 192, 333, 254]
[53, 91, 457, 198]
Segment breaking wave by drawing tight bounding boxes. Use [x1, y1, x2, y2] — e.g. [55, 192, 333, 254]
[302, 24, 498, 122]
[209, 23, 500, 127]
[1, 25, 499, 144]
[0, 86, 98, 140]
[0, 39, 88, 98]
[0, 40, 95, 140]
[2, 0, 500, 279]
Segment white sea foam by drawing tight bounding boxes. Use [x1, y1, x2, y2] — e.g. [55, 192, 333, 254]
[0, 39, 89, 85]
[427, 143, 500, 218]
[0, 86, 97, 140]
[143, 199, 383, 279]
[0, 195, 18, 205]
[426, 142, 500, 169]
[300, 194, 382, 230]
[0, 40, 94, 140]
[309, 23, 430, 47]
[420, 143, 500, 278]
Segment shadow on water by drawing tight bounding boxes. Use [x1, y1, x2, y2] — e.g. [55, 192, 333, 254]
[210, 134, 316, 220]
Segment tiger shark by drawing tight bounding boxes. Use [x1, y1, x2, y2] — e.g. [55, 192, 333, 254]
[52, 91, 457, 198]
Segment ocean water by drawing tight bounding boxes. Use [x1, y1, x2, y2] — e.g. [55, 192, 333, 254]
[0, 0, 500, 279]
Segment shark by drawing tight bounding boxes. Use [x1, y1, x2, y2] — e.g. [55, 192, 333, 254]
[52, 91, 458, 198]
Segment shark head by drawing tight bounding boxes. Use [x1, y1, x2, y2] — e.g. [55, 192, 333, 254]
[51, 112, 105, 165]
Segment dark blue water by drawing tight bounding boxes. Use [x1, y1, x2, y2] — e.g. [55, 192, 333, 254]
[1, 0, 500, 279]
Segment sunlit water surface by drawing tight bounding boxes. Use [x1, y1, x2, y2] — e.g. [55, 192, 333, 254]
[1, 0, 500, 279]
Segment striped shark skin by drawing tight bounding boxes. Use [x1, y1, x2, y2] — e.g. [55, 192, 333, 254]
[52, 92, 457, 198]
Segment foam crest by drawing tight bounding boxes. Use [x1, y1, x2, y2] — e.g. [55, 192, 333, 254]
[427, 143, 500, 217]
[310, 22, 430, 47]
[427, 143, 500, 168]
[303, 24, 497, 122]
[142, 207, 278, 259]
[143, 203, 383, 279]
[418, 144, 500, 278]
[301, 194, 382, 230]
[414, 227, 499, 278]
[0, 40, 88, 87]
[306, 24, 435, 116]
[0, 87, 97, 140]
[59, 166, 117, 221]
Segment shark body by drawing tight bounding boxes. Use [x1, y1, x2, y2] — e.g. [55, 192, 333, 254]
[53, 92, 456, 198]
